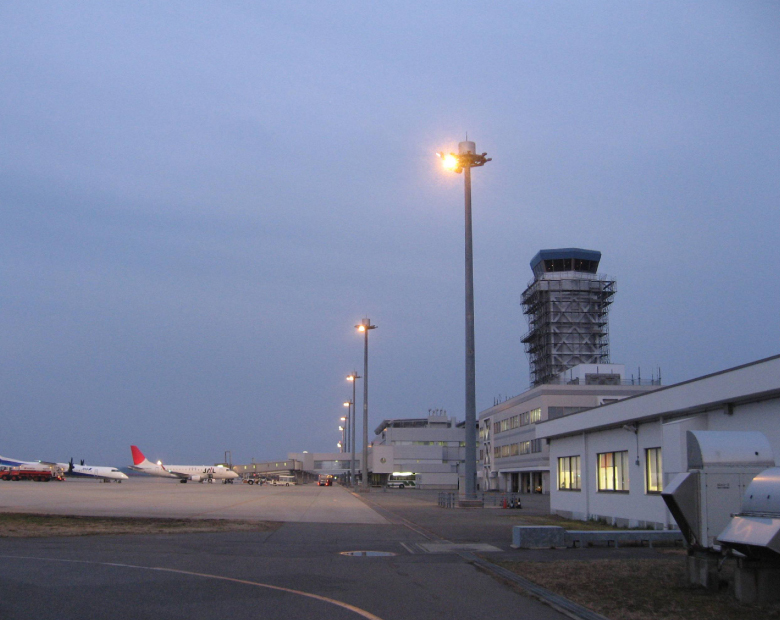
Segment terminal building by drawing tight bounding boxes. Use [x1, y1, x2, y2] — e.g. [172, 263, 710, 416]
[479, 248, 660, 494]
[370, 410, 465, 489]
[234, 411, 466, 489]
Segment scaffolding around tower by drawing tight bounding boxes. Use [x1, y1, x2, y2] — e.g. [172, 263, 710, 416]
[521, 248, 616, 387]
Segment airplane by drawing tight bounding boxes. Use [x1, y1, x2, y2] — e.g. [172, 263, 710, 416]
[129, 445, 239, 484]
[65, 458, 129, 483]
[0, 454, 127, 482]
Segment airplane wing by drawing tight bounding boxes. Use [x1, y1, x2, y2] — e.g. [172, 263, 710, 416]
[164, 469, 190, 480]
[0, 455, 30, 467]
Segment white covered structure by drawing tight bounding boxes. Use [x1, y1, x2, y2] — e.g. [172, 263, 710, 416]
[537, 354, 780, 529]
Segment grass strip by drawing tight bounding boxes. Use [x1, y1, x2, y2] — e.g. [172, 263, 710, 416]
[0, 512, 280, 537]
[495, 553, 780, 620]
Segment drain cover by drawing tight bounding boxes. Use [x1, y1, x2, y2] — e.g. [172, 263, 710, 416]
[340, 551, 396, 557]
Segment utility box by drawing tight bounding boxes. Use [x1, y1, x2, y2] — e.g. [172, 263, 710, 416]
[663, 430, 775, 550]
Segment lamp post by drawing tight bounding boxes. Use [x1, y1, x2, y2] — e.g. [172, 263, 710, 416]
[341, 400, 355, 452]
[340, 413, 349, 453]
[355, 319, 377, 490]
[338, 425, 345, 453]
[436, 140, 491, 500]
[346, 372, 361, 487]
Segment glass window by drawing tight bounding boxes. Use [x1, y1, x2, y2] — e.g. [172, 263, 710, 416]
[646, 447, 663, 493]
[558, 456, 581, 490]
[597, 451, 629, 491]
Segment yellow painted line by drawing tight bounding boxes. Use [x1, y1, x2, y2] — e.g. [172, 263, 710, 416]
[0, 555, 386, 620]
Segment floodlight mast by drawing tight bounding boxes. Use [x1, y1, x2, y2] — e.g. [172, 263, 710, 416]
[436, 140, 491, 501]
[355, 319, 376, 491]
[347, 372, 361, 487]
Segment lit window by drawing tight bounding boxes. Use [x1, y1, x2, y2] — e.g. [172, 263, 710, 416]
[597, 451, 629, 492]
[646, 447, 663, 493]
[558, 456, 581, 490]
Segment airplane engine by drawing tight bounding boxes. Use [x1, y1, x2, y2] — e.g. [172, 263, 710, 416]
[190, 475, 202, 483]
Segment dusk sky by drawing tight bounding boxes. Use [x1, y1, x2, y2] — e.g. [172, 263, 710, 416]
[2, 2, 779, 466]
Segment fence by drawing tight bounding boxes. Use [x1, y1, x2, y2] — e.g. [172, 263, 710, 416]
[437, 492, 456, 508]
[437, 492, 524, 509]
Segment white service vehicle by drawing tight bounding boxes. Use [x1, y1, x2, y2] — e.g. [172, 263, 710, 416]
[386, 473, 416, 489]
[271, 475, 296, 486]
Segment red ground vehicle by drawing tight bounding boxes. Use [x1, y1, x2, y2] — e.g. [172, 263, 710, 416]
[0, 466, 62, 482]
[317, 475, 333, 486]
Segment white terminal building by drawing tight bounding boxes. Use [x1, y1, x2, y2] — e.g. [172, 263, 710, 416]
[276, 411, 466, 490]
[479, 363, 657, 494]
[370, 410, 466, 489]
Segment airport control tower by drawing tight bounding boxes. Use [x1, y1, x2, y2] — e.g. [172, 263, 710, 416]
[521, 248, 616, 387]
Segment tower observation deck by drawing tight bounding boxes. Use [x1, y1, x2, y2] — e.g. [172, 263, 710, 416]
[521, 248, 616, 387]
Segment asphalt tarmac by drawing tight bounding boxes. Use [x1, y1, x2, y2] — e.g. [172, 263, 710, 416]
[0, 480, 569, 620]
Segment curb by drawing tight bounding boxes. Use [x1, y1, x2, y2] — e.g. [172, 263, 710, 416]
[458, 551, 610, 620]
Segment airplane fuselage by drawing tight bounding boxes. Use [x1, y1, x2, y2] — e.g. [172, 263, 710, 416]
[67, 464, 128, 482]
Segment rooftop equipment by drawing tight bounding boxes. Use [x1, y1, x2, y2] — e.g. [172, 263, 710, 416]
[718, 467, 780, 560]
[662, 430, 775, 550]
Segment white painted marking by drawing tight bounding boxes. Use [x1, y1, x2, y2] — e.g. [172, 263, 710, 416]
[0, 554, 386, 620]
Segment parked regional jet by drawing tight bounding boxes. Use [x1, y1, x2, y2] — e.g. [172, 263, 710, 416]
[0, 454, 127, 482]
[129, 445, 239, 483]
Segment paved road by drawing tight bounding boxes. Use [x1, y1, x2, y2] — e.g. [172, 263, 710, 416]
[0, 481, 571, 620]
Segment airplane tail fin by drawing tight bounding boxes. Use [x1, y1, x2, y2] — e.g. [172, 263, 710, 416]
[131, 445, 151, 466]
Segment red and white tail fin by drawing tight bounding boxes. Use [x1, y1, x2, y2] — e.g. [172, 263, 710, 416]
[131, 445, 152, 467]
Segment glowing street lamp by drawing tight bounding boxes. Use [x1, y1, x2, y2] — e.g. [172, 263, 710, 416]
[346, 372, 361, 486]
[355, 319, 376, 491]
[436, 140, 491, 501]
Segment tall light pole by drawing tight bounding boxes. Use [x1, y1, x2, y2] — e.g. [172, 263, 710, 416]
[356, 319, 377, 491]
[346, 372, 361, 487]
[436, 140, 491, 500]
[340, 412, 349, 453]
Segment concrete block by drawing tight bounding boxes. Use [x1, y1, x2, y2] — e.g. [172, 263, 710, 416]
[565, 530, 683, 549]
[511, 526, 566, 549]
[734, 559, 780, 604]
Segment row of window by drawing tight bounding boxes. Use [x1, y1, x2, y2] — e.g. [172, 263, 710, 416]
[391, 441, 465, 447]
[493, 408, 542, 435]
[557, 448, 663, 493]
[493, 439, 543, 458]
